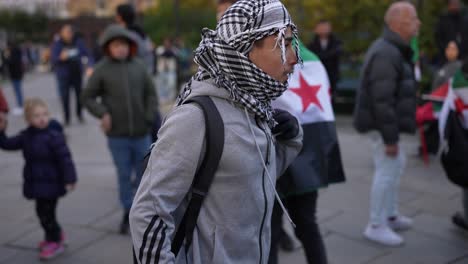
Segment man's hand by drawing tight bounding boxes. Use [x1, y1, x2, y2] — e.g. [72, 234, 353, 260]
[100, 114, 112, 133]
[385, 144, 399, 157]
[85, 67, 94, 78]
[59, 50, 68, 61]
[0, 112, 7, 131]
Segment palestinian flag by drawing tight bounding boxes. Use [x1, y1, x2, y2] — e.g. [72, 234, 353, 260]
[272, 42, 345, 196]
[416, 83, 448, 124]
[439, 69, 468, 141]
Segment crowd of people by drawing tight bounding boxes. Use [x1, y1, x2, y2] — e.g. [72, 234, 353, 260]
[0, 0, 467, 263]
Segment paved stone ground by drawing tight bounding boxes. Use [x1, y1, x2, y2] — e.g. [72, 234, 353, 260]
[0, 73, 468, 264]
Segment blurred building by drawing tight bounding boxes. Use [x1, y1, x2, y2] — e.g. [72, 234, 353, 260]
[0, 0, 156, 18]
[68, 0, 156, 18]
[0, 0, 69, 18]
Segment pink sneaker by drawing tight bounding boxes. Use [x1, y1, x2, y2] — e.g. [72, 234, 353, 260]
[38, 233, 67, 251]
[39, 242, 65, 260]
[38, 240, 48, 251]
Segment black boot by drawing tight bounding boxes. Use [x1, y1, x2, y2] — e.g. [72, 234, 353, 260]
[119, 211, 130, 235]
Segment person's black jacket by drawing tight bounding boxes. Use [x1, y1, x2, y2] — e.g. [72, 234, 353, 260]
[435, 8, 468, 61]
[5, 45, 23, 80]
[0, 120, 77, 199]
[353, 27, 417, 145]
[308, 34, 342, 90]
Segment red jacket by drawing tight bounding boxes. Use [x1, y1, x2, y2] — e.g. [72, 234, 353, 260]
[0, 88, 8, 113]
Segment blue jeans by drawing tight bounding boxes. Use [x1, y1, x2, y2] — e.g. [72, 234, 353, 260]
[369, 132, 406, 226]
[11, 79, 23, 107]
[107, 135, 151, 211]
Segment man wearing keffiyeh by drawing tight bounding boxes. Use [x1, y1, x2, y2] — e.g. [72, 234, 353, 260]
[130, 1, 303, 263]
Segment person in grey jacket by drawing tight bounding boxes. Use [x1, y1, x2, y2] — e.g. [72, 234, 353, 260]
[129, 1, 303, 263]
[353, 2, 421, 246]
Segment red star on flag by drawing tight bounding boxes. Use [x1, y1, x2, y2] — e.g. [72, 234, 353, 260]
[290, 73, 323, 113]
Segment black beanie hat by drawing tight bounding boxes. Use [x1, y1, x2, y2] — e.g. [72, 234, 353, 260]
[116, 4, 136, 26]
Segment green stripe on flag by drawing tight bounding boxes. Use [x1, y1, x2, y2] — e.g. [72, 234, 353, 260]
[298, 40, 319, 61]
[452, 70, 468, 89]
[410, 37, 419, 63]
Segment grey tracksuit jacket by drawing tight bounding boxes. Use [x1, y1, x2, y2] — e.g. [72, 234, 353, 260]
[129, 79, 303, 264]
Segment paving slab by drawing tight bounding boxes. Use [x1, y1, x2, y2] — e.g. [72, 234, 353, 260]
[452, 255, 468, 264]
[324, 233, 388, 264]
[76, 233, 133, 264]
[89, 209, 126, 234]
[73, 164, 119, 191]
[0, 164, 23, 186]
[57, 187, 118, 226]
[412, 213, 468, 248]
[369, 231, 468, 264]
[0, 246, 23, 264]
[0, 188, 35, 223]
[406, 193, 463, 218]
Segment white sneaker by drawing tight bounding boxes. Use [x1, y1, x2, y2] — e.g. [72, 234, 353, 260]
[388, 215, 413, 231]
[12, 107, 23, 116]
[364, 224, 404, 246]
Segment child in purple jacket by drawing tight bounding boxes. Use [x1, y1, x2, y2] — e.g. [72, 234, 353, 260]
[0, 97, 77, 261]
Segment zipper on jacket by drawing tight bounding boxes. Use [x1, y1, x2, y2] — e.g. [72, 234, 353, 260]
[258, 121, 272, 264]
[122, 63, 134, 136]
[258, 168, 268, 264]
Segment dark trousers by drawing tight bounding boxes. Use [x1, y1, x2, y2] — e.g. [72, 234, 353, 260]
[57, 74, 82, 124]
[268, 191, 328, 264]
[35, 198, 61, 242]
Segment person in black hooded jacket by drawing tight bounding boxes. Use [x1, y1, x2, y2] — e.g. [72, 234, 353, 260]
[308, 20, 342, 101]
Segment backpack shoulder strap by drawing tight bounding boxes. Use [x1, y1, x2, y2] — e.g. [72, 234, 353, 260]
[171, 96, 225, 256]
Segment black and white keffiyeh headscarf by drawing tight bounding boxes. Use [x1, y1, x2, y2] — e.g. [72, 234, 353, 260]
[177, 0, 302, 127]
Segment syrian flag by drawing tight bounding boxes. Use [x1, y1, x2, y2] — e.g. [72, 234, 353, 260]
[439, 70, 468, 142]
[273, 42, 345, 196]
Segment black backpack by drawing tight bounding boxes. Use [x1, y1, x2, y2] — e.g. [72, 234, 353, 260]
[441, 110, 468, 188]
[134, 96, 224, 263]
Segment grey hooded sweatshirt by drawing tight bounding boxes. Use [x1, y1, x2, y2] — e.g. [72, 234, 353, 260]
[129, 79, 303, 264]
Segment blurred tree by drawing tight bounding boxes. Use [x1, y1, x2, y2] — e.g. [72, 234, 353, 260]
[180, 0, 216, 9]
[282, 0, 450, 59]
[143, 0, 216, 48]
[145, 0, 462, 60]
[417, 0, 447, 60]
[283, 0, 391, 56]
[0, 10, 48, 42]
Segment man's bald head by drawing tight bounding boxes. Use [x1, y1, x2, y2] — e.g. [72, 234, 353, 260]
[384, 2, 420, 42]
[384, 2, 413, 26]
